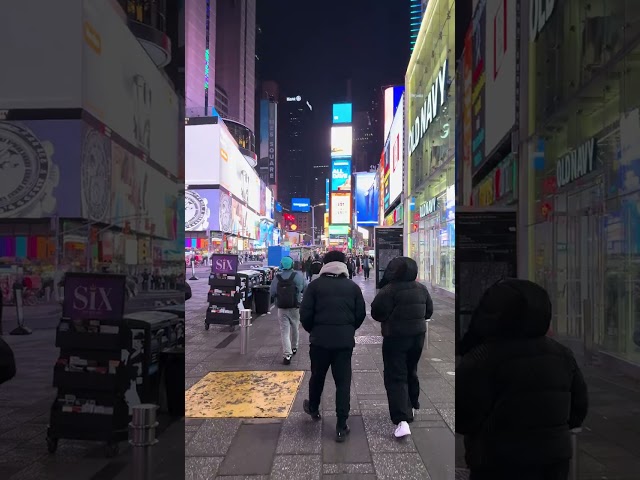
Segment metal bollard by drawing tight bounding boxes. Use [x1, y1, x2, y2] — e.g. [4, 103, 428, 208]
[189, 260, 199, 281]
[129, 404, 159, 480]
[569, 427, 582, 480]
[425, 318, 431, 346]
[10, 286, 32, 335]
[239, 309, 252, 355]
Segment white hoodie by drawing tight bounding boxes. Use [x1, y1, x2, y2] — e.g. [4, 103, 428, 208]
[318, 261, 349, 277]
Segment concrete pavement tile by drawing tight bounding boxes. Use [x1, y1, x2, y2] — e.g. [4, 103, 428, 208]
[362, 415, 416, 453]
[321, 475, 377, 480]
[186, 376, 200, 389]
[270, 454, 322, 480]
[351, 355, 378, 371]
[215, 476, 269, 479]
[275, 412, 322, 454]
[322, 463, 375, 474]
[352, 372, 386, 395]
[412, 425, 455, 480]
[218, 423, 281, 475]
[322, 416, 372, 464]
[421, 378, 454, 403]
[436, 408, 455, 432]
[185, 456, 223, 480]
[186, 419, 241, 457]
[371, 452, 431, 479]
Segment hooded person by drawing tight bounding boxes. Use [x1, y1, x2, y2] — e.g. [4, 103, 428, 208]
[309, 254, 323, 282]
[300, 250, 366, 442]
[370, 256, 433, 438]
[270, 256, 306, 365]
[456, 278, 589, 480]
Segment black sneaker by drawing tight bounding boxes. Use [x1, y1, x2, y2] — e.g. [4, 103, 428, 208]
[335, 425, 350, 443]
[292, 348, 297, 355]
[283, 355, 292, 365]
[303, 400, 321, 420]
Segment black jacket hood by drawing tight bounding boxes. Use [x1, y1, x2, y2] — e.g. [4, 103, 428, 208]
[379, 257, 418, 288]
[467, 278, 552, 345]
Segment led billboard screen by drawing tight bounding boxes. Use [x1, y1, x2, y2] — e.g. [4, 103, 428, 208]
[388, 95, 404, 207]
[331, 126, 352, 158]
[332, 103, 353, 124]
[325, 178, 330, 212]
[355, 172, 379, 226]
[330, 192, 351, 225]
[291, 198, 311, 212]
[384, 86, 405, 142]
[331, 158, 352, 191]
[185, 123, 220, 186]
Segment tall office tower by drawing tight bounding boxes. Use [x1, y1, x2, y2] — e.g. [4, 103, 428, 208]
[214, 0, 256, 128]
[278, 94, 313, 203]
[410, 0, 427, 52]
[353, 111, 377, 173]
[185, 0, 213, 116]
[258, 81, 279, 195]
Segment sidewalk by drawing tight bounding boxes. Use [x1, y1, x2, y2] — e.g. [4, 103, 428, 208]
[185, 272, 456, 479]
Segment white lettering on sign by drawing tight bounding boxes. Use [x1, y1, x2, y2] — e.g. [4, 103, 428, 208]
[268, 103, 277, 184]
[530, 0, 556, 42]
[333, 170, 349, 180]
[419, 197, 438, 218]
[556, 138, 596, 188]
[409, 58, 448, 155]
[73, 286, 113, 311]
[215, 259, 234, 271]
[286, 96, 302, 102]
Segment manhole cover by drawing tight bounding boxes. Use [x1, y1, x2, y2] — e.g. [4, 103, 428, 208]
[355, 335, 384, 345]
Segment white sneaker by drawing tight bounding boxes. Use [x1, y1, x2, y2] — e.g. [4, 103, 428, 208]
[394, 421, 411, 438]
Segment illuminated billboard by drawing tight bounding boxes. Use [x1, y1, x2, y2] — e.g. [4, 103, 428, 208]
[355, 172, 379, 226]
[185, 123, 220, 186]
[332, 103, 353, 124]
[388, 94, 404, 207]
[331, 158, 352, 191]
[330, 192, 351, 225]
[383, 86, 405, 142]
[291, 198, 311, 212]
[331, 126, 352, 158]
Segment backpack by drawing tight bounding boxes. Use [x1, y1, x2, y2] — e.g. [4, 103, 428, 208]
[276, 272, 298, 309]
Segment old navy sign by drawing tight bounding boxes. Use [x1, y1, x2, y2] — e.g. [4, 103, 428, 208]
[530, 0, 556, 42]
[556, 138, 596, 188]
[419, 197, 438, 218]
[409, 58, 448, 155]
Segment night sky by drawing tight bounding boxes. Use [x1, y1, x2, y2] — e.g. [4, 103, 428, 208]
[256, 0, 411, 155]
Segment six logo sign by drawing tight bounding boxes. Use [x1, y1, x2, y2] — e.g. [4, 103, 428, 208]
[63, 274, 126, 321]
[211, 254, 239, 275]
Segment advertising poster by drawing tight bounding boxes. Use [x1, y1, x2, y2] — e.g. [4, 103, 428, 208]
[462, 27, 474, 204]
[471, 2, 487, 174]
[355, 172, 379, 226]
[185, 123, 220, 186]
[63, 273, 126, 321]
[455, 208, 517, 343]
[374, 227, 403, 289]
[0, 120, 80, 219]
[325, 179, 330, 212]
[210, 254, 239, 275]
[185, 189, 220, 232]
[388, 97, 404, 207]
[331, 126, 353, 158]
[219, 124, 261, 211]
[331, 158, 352, 191]
[330, 192, 351, 225]
[230, 198, 259, 239]
[332, 103, 353, 124]
[383, 141, 391, 211]
[291, 198, 311, 212]
[265, 187, 274, 219]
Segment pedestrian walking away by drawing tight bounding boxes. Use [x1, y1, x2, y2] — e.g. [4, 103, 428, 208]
[371, 256, 433, 438]
[456, 278, 589, 480]
[300, 250, 366, 442]
[310, 254, 323, 282]
[270, 256, 306, 365]
[362, 255, 371, 280]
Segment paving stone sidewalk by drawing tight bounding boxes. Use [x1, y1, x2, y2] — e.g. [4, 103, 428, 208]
[185, 272, 456, 479]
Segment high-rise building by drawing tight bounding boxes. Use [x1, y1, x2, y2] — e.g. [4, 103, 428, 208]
[278, 94, 313, 203]
[214, 0, 256, 128]
[410, 0, 427, 52]
[185, 0, 213, 116]
[257, 82, 279, 196]
[353, 111, 377, 173]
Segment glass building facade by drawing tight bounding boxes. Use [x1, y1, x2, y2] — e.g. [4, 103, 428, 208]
[405, 0, 455, 295]
[524, 0, 640, 367]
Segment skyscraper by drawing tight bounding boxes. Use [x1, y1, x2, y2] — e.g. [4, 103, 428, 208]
[410, 0, 427, 52]
[214, 0, 256, 128]
[185, 0, 213, 116]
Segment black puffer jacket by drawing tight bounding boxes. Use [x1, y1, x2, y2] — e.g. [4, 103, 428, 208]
[370, 257, 433, 337]
[456, 279, 589, 470]
[300, 261, 366, 349]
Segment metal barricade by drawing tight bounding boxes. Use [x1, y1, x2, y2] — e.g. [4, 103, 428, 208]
[239, 309, 252, 355]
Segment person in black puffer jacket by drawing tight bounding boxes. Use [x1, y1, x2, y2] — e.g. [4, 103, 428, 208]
[300, 250, 366, 443]
[457, 278, 588, 480]
[371, 256, 433, 438]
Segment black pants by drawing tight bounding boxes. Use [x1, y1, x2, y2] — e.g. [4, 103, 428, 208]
[382, 334, 425, 425]
[308, 344, 353, 427]
[363, 267, 370, 279]
[470, 460, 570, 480]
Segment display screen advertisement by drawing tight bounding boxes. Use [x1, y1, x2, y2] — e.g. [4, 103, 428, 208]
[210, 254, 239, 275]
[63, 273, 126, 321]
[384, 86, 405, 142]
[471, 3, 487, 174]
[331, 158, 352, 191]
[291, 198, 311, 212]
[265, 187, 274, 219]
[185, 123, 221, 186]
[330, 192, 351, 225]
[332, 103, 353, 124]
[185, 189, 220, 232]
[230, 198, 260, 239]
[388, 95, 404, 207]
[325, 179, 330, 212]
[383, 141, 391, 212]
[484, 0, 516, 156]
[331, 126, 353, 158]
[355, 172, 379, 226]
[219, 123, 261, 211]
[0, 120, 81, 219]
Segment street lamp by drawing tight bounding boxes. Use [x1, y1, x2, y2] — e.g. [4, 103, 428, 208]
[310, 203, 326, 247]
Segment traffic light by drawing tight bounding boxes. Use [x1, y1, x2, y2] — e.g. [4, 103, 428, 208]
[284, 213, 296, 231]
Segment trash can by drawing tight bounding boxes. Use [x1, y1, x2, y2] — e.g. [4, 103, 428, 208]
[253, 285, 271, 315]
[160, 346, 185, 417]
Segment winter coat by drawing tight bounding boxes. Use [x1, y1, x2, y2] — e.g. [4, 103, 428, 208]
[0, 336, 16, 385]
[456, 278, 589, 471]
[370, 257, 433, 337]
[300, 261, 366, 349]
[269, 269, 306, 306]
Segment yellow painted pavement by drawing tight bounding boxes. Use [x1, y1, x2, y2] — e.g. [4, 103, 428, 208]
[185, 370, 305, 418]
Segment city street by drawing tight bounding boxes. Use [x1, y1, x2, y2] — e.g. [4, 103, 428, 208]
[185, 266, 456, 479]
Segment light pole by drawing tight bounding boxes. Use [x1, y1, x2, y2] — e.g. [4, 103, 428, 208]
[310, 203, 326, 247]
